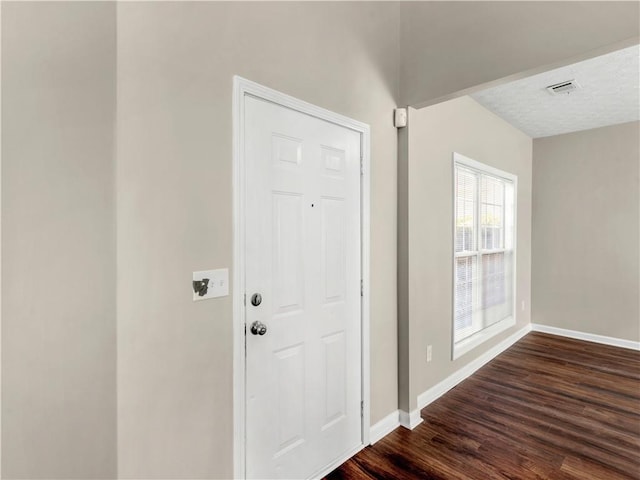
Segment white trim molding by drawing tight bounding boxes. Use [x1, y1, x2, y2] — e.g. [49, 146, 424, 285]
[388, 323, 638, 450]
[369, 410, 400, 444]
[418, 324, 531, 411]
[399, 409, 423, 430]
[232, 76, 372, 479]
[532, 324, 640, 351]
[453, 315, 515, 360]
[453, 151, 518, 182]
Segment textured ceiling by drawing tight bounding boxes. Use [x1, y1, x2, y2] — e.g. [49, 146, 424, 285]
[471, 45, 639, 138]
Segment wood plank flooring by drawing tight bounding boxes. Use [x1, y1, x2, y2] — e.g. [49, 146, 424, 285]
[326, 332, 640, 479]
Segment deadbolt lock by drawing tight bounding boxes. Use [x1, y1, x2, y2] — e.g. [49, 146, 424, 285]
[251, 293, 262, 306]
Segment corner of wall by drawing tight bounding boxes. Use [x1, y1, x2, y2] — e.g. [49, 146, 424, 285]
[397, 116, 411, 413]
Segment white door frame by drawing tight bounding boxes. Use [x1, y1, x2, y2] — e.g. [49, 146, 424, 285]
[232, 76, 371, 479]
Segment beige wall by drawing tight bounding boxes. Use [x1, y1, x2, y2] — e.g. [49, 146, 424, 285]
[1, 2, 117, 479]
[400, 1, 640, 107]
[1, 3, 400, 478]
[532, 122, 640, 342]
[399, 97, 532, 410]
[2, 2, 638, 479]
[116, 2, 399, 478]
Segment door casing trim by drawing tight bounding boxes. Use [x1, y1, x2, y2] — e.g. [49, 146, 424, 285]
[232, 76, 371, 479]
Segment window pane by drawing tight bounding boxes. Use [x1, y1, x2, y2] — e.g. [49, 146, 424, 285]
[455, 168, 477, 252]
[480, 176, 504, 250]
[482, 251, 514, 328]
[482, 252, 506, 308]
[454, 256, 477, 339]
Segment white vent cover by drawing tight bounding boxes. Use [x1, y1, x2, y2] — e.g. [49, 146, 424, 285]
[546, 79, 581, 95]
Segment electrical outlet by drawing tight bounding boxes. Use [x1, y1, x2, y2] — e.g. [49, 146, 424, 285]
[521, 300, 525, 311]
[193, 269, 229, 301]
[426, 345, 433, 363]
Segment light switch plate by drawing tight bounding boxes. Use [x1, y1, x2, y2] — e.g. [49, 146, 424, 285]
[193, 268, 229, 301]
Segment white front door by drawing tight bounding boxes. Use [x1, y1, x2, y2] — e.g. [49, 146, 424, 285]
[244, 95, 363, 479]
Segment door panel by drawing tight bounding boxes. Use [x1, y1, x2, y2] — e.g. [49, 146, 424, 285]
[273, 343, 305, 456]
[321, 331, 347, 429]
[245, 95, 362, 479]
[322, 197, 346, 303]
[272, 192, 305, 315]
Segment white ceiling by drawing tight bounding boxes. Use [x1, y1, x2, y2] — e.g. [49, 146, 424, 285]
[471, 44, 640, 138]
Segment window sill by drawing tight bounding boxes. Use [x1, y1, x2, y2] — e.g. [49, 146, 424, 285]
[452, 315, 516, 360]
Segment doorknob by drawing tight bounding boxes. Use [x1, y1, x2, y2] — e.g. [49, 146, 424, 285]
[251, 293, 262, 306]
[250, 321, 268, 336]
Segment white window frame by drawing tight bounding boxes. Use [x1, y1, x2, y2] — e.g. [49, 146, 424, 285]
[451, 152, 517, 360]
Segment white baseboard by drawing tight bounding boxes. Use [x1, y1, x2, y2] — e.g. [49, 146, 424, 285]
[369, 324, 637, 449]
[417, 324, 531, 410]
[369, 410, 400, 444]
[399, 409, 423, 430]
[531, 324, 640, 351]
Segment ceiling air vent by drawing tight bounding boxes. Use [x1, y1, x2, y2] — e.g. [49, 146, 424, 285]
[546, 79, 581, 95]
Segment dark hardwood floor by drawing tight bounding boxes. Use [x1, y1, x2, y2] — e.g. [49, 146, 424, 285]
[326, 332, 640, 479]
